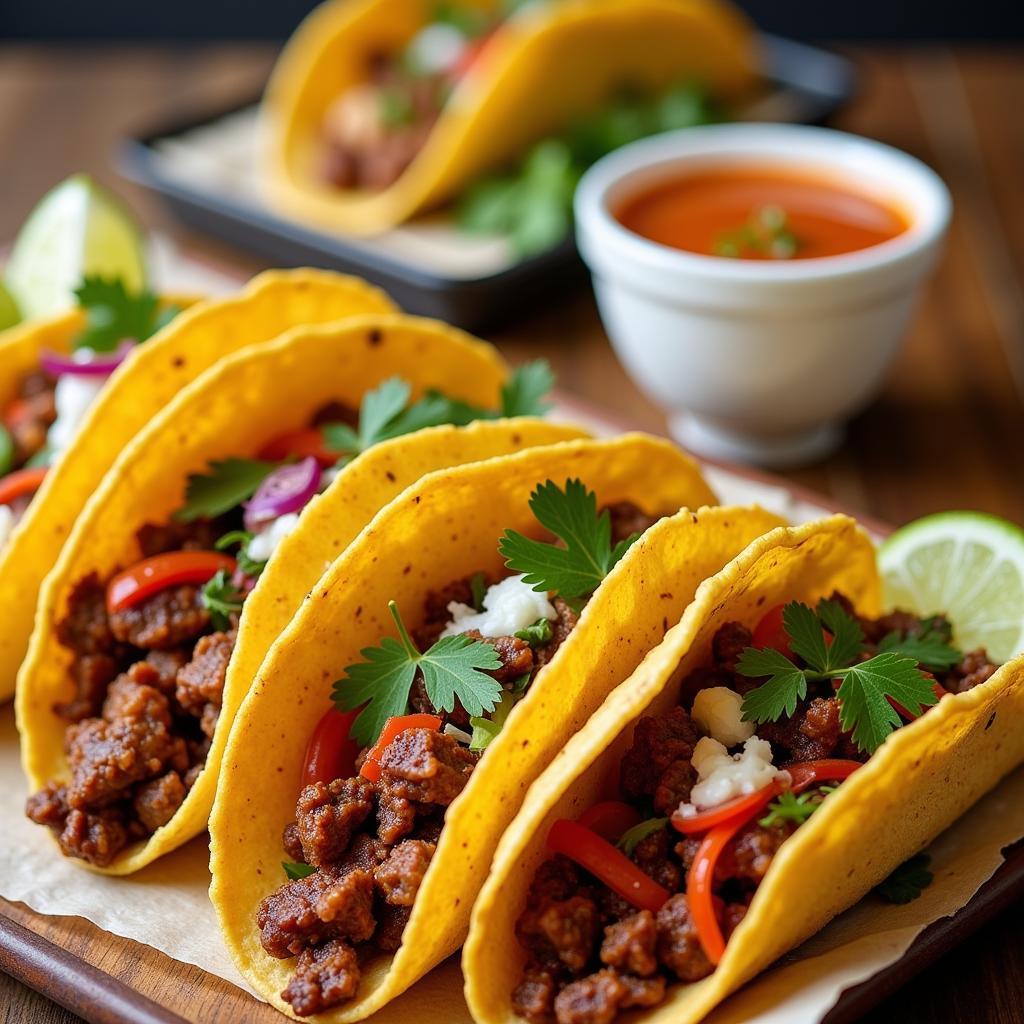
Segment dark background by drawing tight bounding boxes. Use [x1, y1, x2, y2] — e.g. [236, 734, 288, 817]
[1, 0, 1022, 41]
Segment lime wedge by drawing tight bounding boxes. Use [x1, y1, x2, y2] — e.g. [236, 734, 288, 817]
[0, 280, 20, 331]
[879, 511, 1024, 661]
[4, 174, 147, 320]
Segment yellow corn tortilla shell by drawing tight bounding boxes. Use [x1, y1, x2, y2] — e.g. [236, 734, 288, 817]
[0, 268, 394, 701]
[16, 312, 518, 874]
[210, 440, 783, 1022]
[265, 0, 757, 234]
[464, 515, 1024, 1024]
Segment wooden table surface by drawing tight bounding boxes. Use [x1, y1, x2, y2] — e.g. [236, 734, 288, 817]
[1, 40, 1023, 1024]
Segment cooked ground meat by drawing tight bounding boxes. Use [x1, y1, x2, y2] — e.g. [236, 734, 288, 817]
[312, 400, 359, 428]
[517, 896, 601, 974]
[600, 911, 658, 976]
[283, 822, 305, 863]
[375, 786, 419, 846]
[25, 782, 69, 828]
[175, 630, 235, 737]
[136, 520, 222, 558]
[282, 939, 360, 1017]
[57, 574, 115, 656]
[102, 663, 173, 723]
[604, 501, 659, 545]
[377, 728, 476, 806]
[535, 598, 581, 671]
[717, 821, 792, 887]
[144, 649, 189, 693]
[6, 371, 56, 464]
[711, 621, 753, 671]
[56, 807, 129, 867]
[373, 839, 435, 906]
[375, 903, 411, 953]
[464, 629, 534, 682]
[655, 895, 713, 982]
[631, 827, 682, 892]
[56, 653, 120, 722]
[620, 706, 698, 802]
[554, 969, 664, 1024]
[109, 585, 210, 650]
[653, 758, 696, 815]
[133, 771, 187, 832]
[944, 649, 999, 693]
[759, 695, 847, 765]
[295, 777, 375, 867]
[512, 966, 561, 1023]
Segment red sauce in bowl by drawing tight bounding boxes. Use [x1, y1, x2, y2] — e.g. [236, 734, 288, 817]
[616, 166, 909, 260]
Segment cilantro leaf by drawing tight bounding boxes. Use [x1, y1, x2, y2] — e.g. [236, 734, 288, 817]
[816, 598, 867, 670]
[835, 652, 938, 754]
[215, 530, 267, 579]
[500, 479, 639, 599]
[617, 818, 668, 857]
[468, 679, 524, 752]
[874, 853, 933, 904]
[737, 648, 808, 723]
[360, 378, 412, 444]
[283, 861, 316, 881]
[878, 631, 962, 671]
[759, 790, 825, 828]
[500, 361, 555, 418]
[72, 276, 176, 353]
[332, 602, 502, 746]
[784, 599, 865, 673]
[515, 618, 553, 646]
[201, 570, 244, 630]
[175, 458, 278, 522]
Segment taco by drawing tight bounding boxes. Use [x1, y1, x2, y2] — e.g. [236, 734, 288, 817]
[209, 437, 786, 1022]
[0, 268, 395, 701]
[264, 0, 756, 234]
[462, 515, 1024, 1024]
[18, 311, 566, 874]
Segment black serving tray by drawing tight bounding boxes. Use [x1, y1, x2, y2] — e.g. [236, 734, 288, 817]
[118, 34, 857, 332]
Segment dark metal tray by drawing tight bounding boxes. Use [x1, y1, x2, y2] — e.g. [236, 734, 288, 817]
[118, 35, 857, 331]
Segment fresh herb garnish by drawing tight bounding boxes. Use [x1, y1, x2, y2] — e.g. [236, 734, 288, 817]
[0, 425, 13, 477]
[215, 530, 267, 579]
[500, 479, 640, 600]
[200, 569, 245, 630]
[617, 817, 668, 857]
[714, 205, 800, 260]
[499, 360, 555, 419]
[738, 600, 939, 755]
[874, 853, 934, 904]
[878, 629, 961, 672]
[458, 84, 716, 256]
[469, 672, 531, 751]
[71, 276, 180, 352]
[469, 571, 488, 612]
[514, 617, 553, 646]
[175, 458, 278, 523]
[758, 786, 837, 828]
[332, 601, 503, 746]
[282, 861, 316, 881]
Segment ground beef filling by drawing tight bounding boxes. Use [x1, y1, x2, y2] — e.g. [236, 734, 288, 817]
[4, 369, 56, 470]
[259, 729, 476, 1017]
[513, 603, 1000, 1023]
[25, 521, 237, 867]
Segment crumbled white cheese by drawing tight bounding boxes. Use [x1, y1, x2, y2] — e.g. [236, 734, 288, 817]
[677, 736, 787, 813]
[440, 574, 556, 639]
[691, 686, 755, 747]
[0, 505, 14, 548]
[47, 350, 107, 454]
[246, 512, 302, 563]
[407, 22, 468, 75]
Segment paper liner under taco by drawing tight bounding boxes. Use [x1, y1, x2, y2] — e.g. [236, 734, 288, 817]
[16, 312, 548, 874]
[265, 0, 757, 233]
[209, 438, 784, 1021]
[0, 268, 395, 700]
[463, 515, 1024, 1024]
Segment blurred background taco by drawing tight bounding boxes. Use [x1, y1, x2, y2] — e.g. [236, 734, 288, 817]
[208, 435, 785, 1021]
[264, 0, 758, 234]
[16, 311, 568, 874]
[463, 515, 1024, 1024]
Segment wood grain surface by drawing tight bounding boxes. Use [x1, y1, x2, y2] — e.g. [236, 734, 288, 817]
[0, 39, 1022, 1024]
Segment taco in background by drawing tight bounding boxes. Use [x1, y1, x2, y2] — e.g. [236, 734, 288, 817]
[463, 515, 1024, 1024]
[210, 435, 785, 1021]
[264, 0, 757, 234]
[0, 267, 395, 701]
[18, 312, 557, 874]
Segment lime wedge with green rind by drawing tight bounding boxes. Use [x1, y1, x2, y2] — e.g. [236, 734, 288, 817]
[4, 174, 147, 320]
[879, 511, 1024, 662]
[0, 281, 20, 331]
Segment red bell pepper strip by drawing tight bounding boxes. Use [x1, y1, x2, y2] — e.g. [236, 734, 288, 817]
[577, 801, 643, 844]
[547, 819, 670, 914]
[751, 604, 793, 659]
[670, 780, 783, 836]
[259, 427, 339, 468]
[302, 708, 361, 789]
[106, 551, 236, 613]
[787, 759, 862, 793]
[359, 713, 442, 783]
[0, 465, 48, 506]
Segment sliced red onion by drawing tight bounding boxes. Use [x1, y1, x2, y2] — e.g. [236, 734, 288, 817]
[244, 456, 321, 532]
[40, 340, 135, 378]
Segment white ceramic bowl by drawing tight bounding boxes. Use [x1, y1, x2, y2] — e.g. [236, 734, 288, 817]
[575, 123, 952, 468]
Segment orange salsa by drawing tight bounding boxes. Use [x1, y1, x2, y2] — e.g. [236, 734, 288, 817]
[616, 165, 909, 260]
